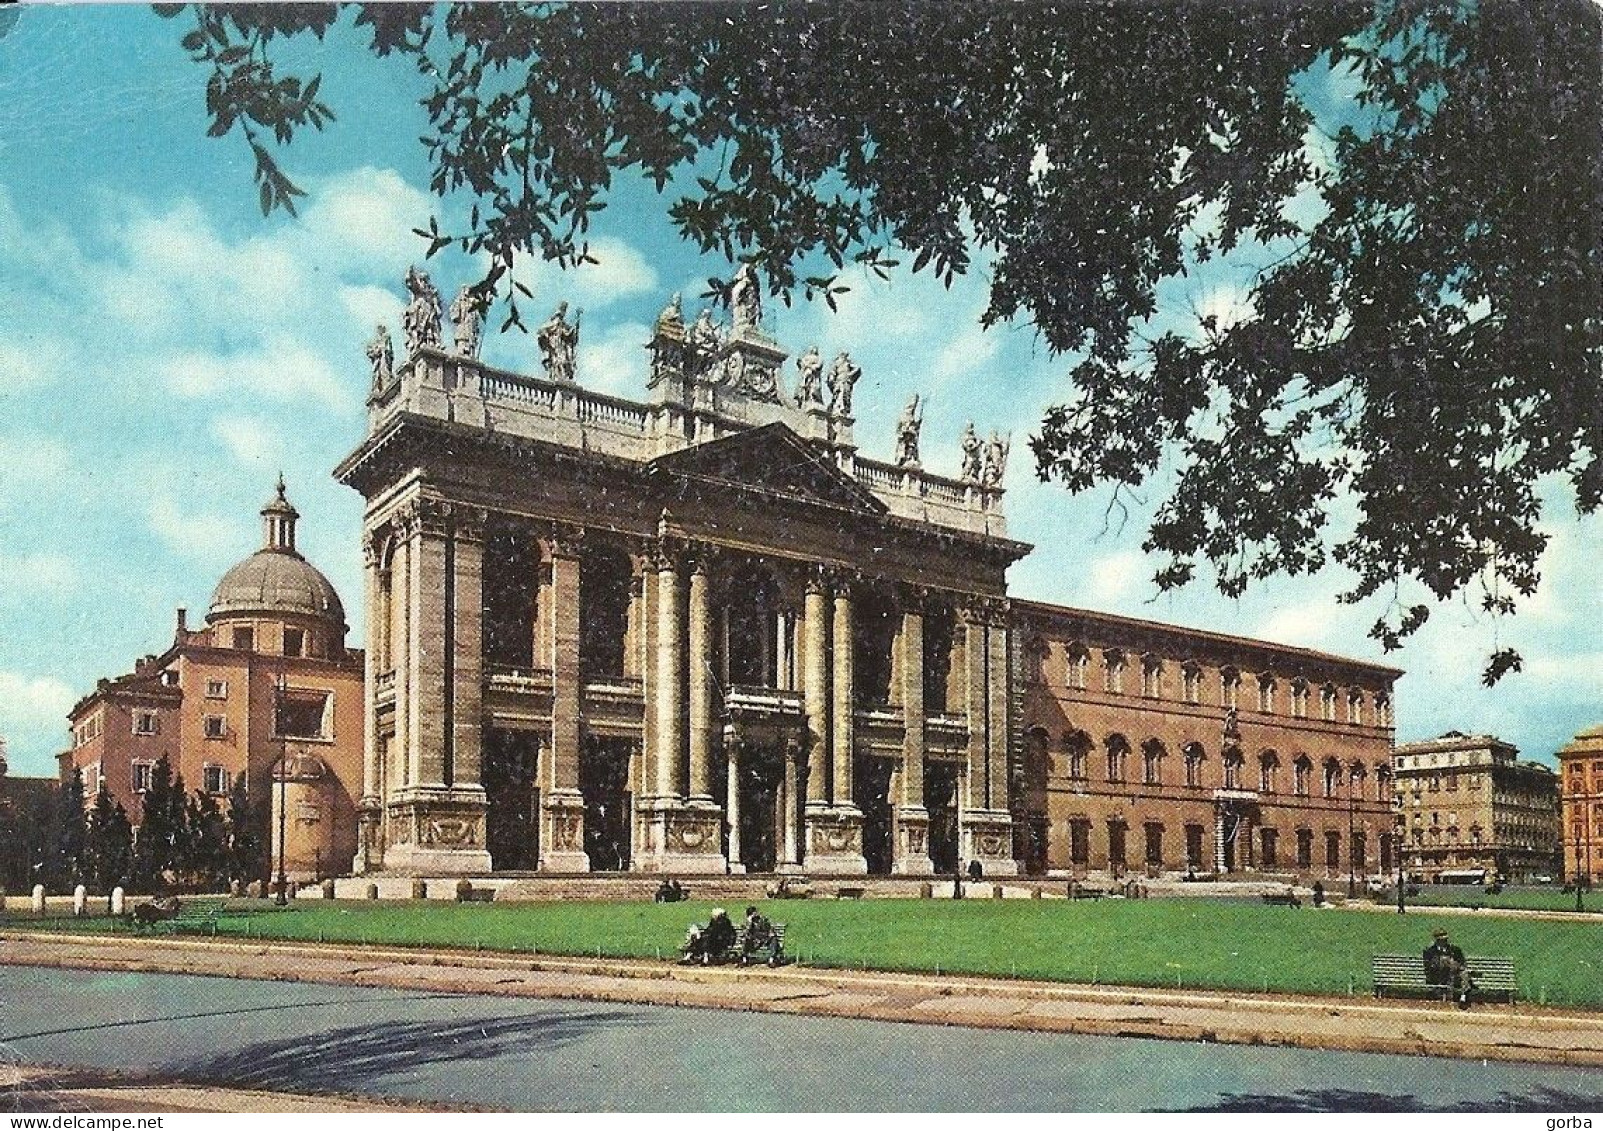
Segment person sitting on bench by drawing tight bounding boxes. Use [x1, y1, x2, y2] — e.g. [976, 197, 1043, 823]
[682, 908, 736, 964]
[1423, 928, 1474, 1010]
[742, 905, 777, 962]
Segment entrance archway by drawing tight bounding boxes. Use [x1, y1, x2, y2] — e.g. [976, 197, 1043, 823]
[484, 727, 539, 871]
[580, 735, 632, 872]
[925, 761, 960, 875]
[856, 755, 895, 875]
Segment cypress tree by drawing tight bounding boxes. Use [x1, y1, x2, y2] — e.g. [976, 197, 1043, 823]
[52, 769, 87, 891]
[225, 772, 264, 888]
[186, 790, 229, 892]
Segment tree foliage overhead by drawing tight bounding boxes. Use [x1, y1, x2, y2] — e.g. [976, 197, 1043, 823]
[161, 0, 1601, 681]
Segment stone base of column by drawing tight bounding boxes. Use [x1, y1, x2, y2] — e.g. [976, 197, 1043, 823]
[352, 796, 384, 874]
[538, 790, 591, 873]
[636, 799, 726, 874]
[891, 806, 935, 876]
[379, 791, 492, 875]
[803, 804, 868, 875]
[961, 809, 1020, 877]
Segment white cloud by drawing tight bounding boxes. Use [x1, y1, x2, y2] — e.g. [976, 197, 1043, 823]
[508, 236, 659, 319]
[0, 552, 78, 604]
[0, 431, 71, 485]
[1086, 550, 1147, 607]
[299, 166, 434, 266]
[210, 415, 278, 468]
[147, 496, 250, 562]
[0, 670, 75, 743]
[577, 320, 652, 398]
[162, 335, 353, 411]
[0, 337, 68, 393]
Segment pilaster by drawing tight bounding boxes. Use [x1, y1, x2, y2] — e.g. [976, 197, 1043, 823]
[540, 523, 589, 871]
[893, 592, 934, 875]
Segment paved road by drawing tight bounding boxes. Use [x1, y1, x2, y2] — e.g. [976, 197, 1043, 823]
[3, 967, 1602, 1111]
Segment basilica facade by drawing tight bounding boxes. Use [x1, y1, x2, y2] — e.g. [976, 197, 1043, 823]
[341, 275, 1398, 879]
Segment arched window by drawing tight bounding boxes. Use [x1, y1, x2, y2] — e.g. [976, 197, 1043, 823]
[1349, 761, 1367, 800]
[1063, 729, 1092, 780]
[1105, 734, 1129, 782]
[1347, 689, 1365, 724]
[1141, 654, 1163, 698]
[1104, 650, 1126, 695]
[1321, 683, 1338, 722]
[1181, 661, 1202, 704]
[1374, 691, 1393, 727]
[1323, 758, 1342, 798]
[1293, 755, 1312, 796]
[1220, 667, 1240, 709]
[1142, 739, 1166, 786]
[1223, 747, 1244, 790]
[1183, 742, 1206, 788]
[1289, 679, 1309, 718]
[1066, 642, 1089, 691]
[1376, 764, 1393, 802]
[1259, 750, 1280, 794]
[1257, 673, 1276, 713]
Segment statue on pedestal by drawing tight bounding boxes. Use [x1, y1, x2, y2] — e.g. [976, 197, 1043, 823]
[687, 308, 724, 381]
[895, 394, 924, 467]
[959, 422, 982, 482]
[981, 430, 1011, 487]
[401, 267, 443, 357]
[449, 285, 484, 359]
[795, 345, 824, 407]
[538, 301, 580, 382]
[827, 352, 861, 417]
[365, 325, 394, 394]
[730, 262, 762, 335]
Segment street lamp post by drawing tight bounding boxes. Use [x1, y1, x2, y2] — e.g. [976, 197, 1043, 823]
[1395, 812, 1407, 914]
[274, 674, 288, 908]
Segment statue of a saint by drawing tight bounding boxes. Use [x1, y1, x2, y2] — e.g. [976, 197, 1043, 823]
[538, 301, 580, 382]
[449, 286, 484, 359]
[729, 263, 762, 334]
[688, 308, 723, 379]
[895, 394, 924, 467]
[795, 345, 824, 407]
[657, 291, 684, 330]
[365, 325, 394, 393]
[959, 422, 982, 482]
[402, 267, 443, 357]
[981, 430, 1011, 487]
[827, 352, 862, 416]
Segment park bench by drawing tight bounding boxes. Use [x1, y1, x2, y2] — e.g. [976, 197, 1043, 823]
[1069, 885, 1105, 900]
[151, 896, 231, 936]
[731, 923, 788, 967]
[1261, 891, 1301, 907]
[835, 886, 866, 900]
[1371, 953, 1517, 1004]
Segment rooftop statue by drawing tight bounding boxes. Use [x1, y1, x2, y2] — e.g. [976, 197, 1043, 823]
[794, 345, 825, 407]
[538, 301, 580, 383]
[402, 267, 443, 357]
[729, 262, 762, 335]
[657, 291, 684, 330]
[960, 422, 982, 482]
[827, 352, 862, 417]
[895, 394, 925, 467]
[981, 430, 1011, 487]
[449, 285, 484, 359]
[365, 325, 394, 394]
[688, 308, 724, 380]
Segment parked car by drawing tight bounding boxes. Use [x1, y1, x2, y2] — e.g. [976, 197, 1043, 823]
[1535, 874, 1554, 884]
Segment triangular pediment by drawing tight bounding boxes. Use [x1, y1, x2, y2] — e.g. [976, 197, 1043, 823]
[646, 423, 888, 515]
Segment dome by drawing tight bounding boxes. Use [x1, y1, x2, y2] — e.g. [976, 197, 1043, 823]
[208, 549, 346, 627]
[206, 478, 347, 630]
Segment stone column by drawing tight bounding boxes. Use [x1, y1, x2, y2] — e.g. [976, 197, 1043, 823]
[655, 550, 684, 799]
[355, 530, 382, 872]
[893, 593, 934, 875]
[803, 572, 830, 808]
[540, 525, 589, 871]
[384, 495, 491, 875]
[780, 738, 803, 871]
[957, 599, 1017, 876]
[687, 554, 716, 804]
[726, 735, 743, 873]
[831, 578, 856, 807]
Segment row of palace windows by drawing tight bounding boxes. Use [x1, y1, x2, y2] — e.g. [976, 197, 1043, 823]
[1045, 731, 1392, 800]
[1050, 644, 1392, 725]
[1065, 819, 1383, 871]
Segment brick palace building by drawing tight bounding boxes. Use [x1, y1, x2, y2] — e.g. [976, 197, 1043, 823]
[59, 481, 365, 883]
[338, 274, 1401, 879]
[1558, 724, 1603, 887]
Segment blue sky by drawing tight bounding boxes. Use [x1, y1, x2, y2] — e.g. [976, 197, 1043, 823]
[1, 6, 1598, 778]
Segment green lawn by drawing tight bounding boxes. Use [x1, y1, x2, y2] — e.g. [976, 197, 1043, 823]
[6, 897, 1599, 1008]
